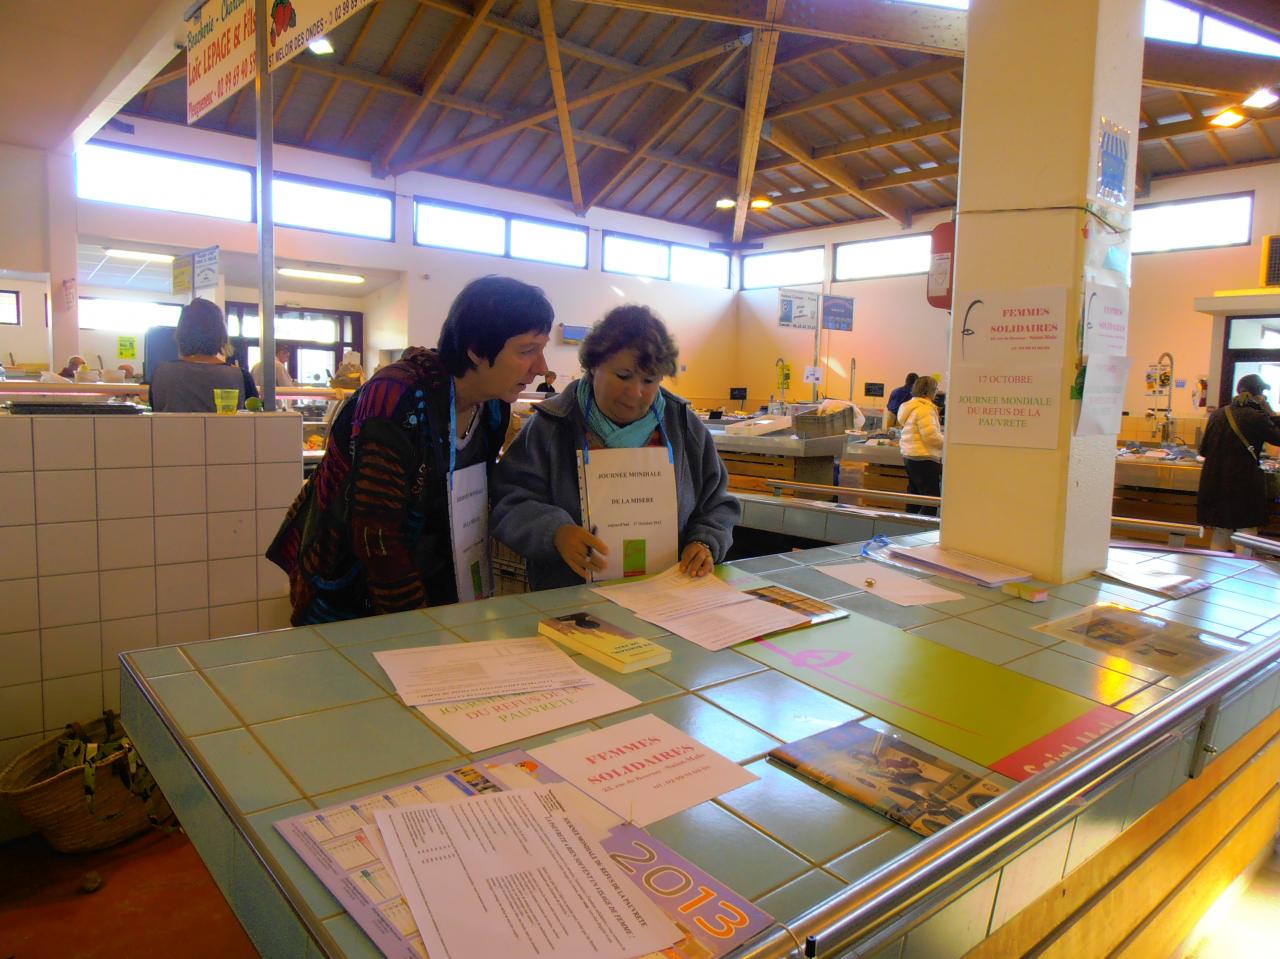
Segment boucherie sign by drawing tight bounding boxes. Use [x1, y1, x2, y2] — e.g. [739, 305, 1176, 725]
[186, 0, 375, 123]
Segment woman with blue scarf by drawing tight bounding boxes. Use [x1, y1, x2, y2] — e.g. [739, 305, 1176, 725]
[492, 305, 740, 591]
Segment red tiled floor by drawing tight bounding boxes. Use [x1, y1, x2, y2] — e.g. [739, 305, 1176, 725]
[0, 828, 258, 959]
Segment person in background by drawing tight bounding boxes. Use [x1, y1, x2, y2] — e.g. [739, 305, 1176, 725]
[224, 342, 259, 402]
[147, 298, 245, 412]
[536, 370, 558, 395]
[897, 375, 944, 516]
[267, 276, 553, 625]
[58, 355, 87, 379]
[252, 345, 294, 392]
[883, 372, 918, 429]
[1197, 373, 1280, 552]
[331, 350, 365, 390]
[491, 305, 740, 590]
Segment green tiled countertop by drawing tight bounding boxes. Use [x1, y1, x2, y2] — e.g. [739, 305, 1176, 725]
[119, 535, 1280, 959]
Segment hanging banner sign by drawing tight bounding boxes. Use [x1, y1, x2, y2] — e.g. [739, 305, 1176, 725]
[1081, 281, 1128, 359]
[821, 294, 854, 332]
[1076, 355, 1132, 437]
[779, 288, 818, 330]
[117, 336, 138, 360]
[186, 0, 376, 124]
[172, 255, 193, 296]
[193, 246, 220, 291]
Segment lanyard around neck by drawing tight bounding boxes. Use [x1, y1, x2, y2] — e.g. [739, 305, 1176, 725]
[448, 379, 479, 490]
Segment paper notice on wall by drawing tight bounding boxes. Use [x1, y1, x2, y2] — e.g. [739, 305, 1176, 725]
[779, 288, 818, 329]
[1082, 282, 1128, 358]
[1076, 356, 1132, 437]
[947, 363, 1063, 449]
[952, 287, 1067, 366]
[803, 366, 822, 384]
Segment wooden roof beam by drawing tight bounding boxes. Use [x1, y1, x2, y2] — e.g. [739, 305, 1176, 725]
[373, 0, 498, 174]
[574, 0, 967, 55]
[536, 0, 584, 212]
[583, 48, 741, 210]
[762, 120, 912, 225]
[766, 58, 959, 121]
[1143, 39, 1280, 97]
[755, 115, 961, 172]
[733, 6, 781, 243]
[389, 34, 751, 176]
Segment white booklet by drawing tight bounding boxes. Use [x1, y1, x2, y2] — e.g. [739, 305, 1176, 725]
[375, 784, 680, 959]
[592, 566, 809, 651]
[373, 637, 586, 706]
[816, 562, 964, 606]
[578, 445, 679, 582]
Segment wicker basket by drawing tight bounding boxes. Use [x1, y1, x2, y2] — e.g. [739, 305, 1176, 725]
[0, 716, 167, 853]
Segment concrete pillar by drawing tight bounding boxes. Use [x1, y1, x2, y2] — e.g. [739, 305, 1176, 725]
[941, 0, 1144, 582]
[46, 151, 79, 370]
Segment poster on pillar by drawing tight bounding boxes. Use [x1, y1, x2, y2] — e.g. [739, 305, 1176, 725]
[186, 0, 377, 123]
[947, 364, 1063, 449]
[1076, 355, 1132, 437]
[952, 288, 1067, 366]
[1081, 281, 1129, 359]
[193, 246, 220, 298]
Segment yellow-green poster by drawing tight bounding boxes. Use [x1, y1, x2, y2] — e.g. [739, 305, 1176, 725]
[117, 336, 137, 360]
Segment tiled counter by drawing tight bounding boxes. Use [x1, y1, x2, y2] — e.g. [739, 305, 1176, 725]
[0, 412, 302, 818]
[119, 536, 1280, 959]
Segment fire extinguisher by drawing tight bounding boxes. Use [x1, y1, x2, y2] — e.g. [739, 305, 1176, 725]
[927, 219, 955, 311]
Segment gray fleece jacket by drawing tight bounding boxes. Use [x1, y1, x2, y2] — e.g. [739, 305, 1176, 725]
[491, 380, 741, 591]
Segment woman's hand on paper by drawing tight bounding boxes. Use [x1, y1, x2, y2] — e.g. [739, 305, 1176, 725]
[679, 542, 714, 578]
[554, 525, 608, 580]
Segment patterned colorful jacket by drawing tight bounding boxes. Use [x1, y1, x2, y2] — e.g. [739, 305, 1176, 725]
[266, 349, 509, 625]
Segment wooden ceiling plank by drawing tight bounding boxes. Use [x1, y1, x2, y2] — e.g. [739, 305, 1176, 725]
[305, 2, 386, 147]
[389, 35, 750, 175]
[661, 172, 715, 220]
[140, 58, 185, 95]
[585, 47, 740, 210]
[733, 1, 785, 243]
[373, 0, 499, 173]
[809, 116, 963, 162]
[413, 30, 508, 149]
[536, 0, 585, 211]
[385, 5, 429, 73]
[274, 67, 302, 126]
[766, 57, 958, 121]
[861, 161, 959, 190]
[1254, 119, 1279, 158]
[762, 120, 911, 224]
[1163, 138, 1192, 171]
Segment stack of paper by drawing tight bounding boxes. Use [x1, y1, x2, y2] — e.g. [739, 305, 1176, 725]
[884, 544, 1030, 587]
[592, 566, 809, 651]
[538, 611, 671, 673]
[1095, 563, 1211, 599]
[373, 637, 586, 706]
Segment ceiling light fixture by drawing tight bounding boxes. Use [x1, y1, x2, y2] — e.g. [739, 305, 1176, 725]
[1210, 108, 1247, 128]
[308, 37, 334, 55]
[1243, 88, 1278, 109]
[104, 248, 174, 263]
[278, 267, 365, 284]
[749, 197, 773, 210]
[715, 197, 736, 210]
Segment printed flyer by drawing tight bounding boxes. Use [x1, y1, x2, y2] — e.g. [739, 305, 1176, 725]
[276, 749, 773, 959]
[1034, 603, 1242, 679]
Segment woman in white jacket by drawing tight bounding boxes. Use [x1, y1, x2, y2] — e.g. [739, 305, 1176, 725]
[897, 375, 944, 515]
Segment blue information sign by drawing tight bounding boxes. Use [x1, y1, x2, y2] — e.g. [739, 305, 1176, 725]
[821, 295, 854, 332]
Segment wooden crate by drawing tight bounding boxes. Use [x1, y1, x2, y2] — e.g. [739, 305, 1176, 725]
[719, 451, 835, 500]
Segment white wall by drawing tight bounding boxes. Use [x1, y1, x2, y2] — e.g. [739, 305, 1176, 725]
[75, 118, 738, 403]
[0, 144, 48, 274]
[0, 277, 50, 367]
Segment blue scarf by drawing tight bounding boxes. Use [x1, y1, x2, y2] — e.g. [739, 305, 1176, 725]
[576, 377, 666, 449]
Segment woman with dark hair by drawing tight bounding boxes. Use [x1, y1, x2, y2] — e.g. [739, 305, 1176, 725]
[1197, 373, 1280, 551]
[148, 298, 246, 412]
[492, 305, 739, 590]
[268, 275, 553, 624]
